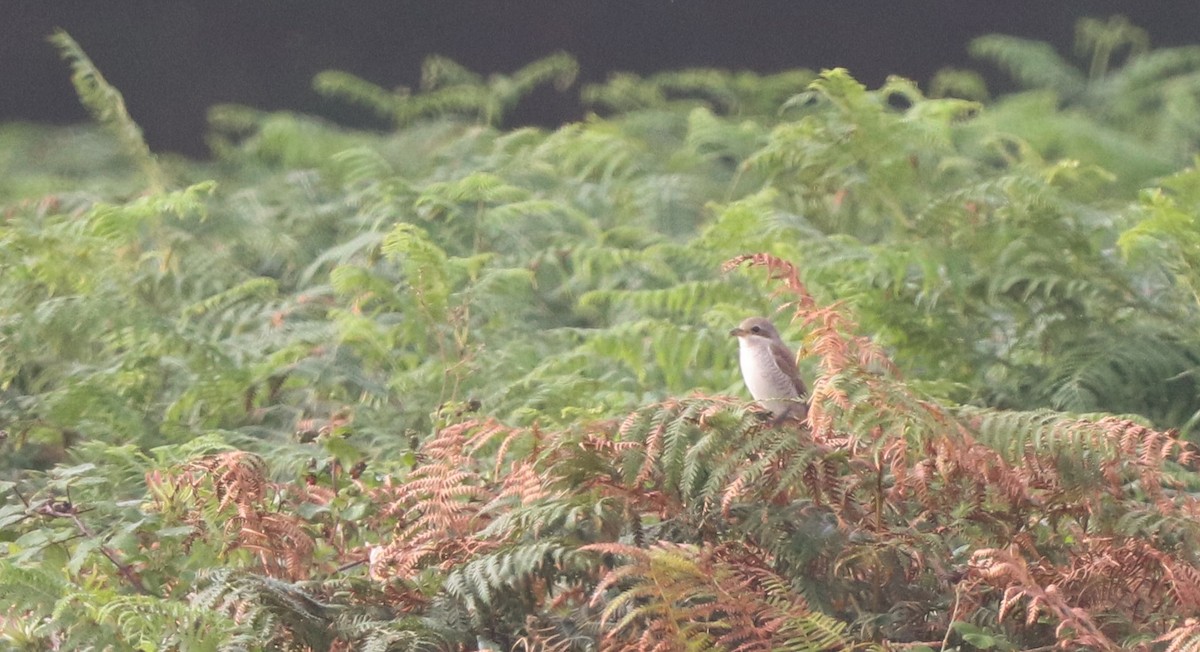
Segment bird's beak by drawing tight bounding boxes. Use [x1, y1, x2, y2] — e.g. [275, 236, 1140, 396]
[729, 328, 744, 337]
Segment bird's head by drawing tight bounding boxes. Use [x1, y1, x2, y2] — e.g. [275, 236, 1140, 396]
[729, 316, 780, 341]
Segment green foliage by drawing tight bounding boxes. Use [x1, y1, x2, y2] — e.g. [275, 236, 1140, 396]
[970, 15, 1200, 185]
[583, 68, 817, 116]
[315, 52, 579, 127]
[6, 16, 1200, 651]
[1121, 165, 1200, 301]
[48, 29, 165, 192]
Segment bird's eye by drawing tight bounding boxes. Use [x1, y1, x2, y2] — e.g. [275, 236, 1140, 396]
[750, 326, 761, 333]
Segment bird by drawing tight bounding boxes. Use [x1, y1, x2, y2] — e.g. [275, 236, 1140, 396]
[729, 316, 808, 423]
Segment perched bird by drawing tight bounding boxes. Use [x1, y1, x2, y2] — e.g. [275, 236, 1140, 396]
[729, 316, 808, 422]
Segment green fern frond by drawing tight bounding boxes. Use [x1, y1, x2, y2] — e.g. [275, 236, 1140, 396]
[394, 85, 492, 126]
[685, 105, 768, 162]
[534, 120, 648, 182]
[0, 564, 66, 611]
[507, 51, 579, 95]
[582, 72, 669, 113]
[970, 34, 1087, 97]
[1039, 330, 1200, 425]
[578, 280, 746, 322]
[479, 495, 624, 544]
[399, 53, 576, 127]
[1114, 504, 1200, 545]
[421, 55, 483, 90]
[87, 592, 238, 650]
[416, 172, 529, 215]
[440, 542, 587, 629]
[930, 67, 990, 101]
[381, 222, 451, 323]
[181, 277, 278, 320]
[331, 146, 397, 186]
[48, 29, 165, 191]
[584, 68, 815, 116]
[1074, 15, 1149, 80]
[313, 70, 401, 120]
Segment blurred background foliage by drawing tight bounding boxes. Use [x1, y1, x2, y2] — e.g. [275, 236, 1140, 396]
[4, 16, 1200, 651]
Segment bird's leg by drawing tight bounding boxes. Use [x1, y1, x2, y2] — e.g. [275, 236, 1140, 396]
[792, 400, 809, 424]
[767, 401, 809, 428]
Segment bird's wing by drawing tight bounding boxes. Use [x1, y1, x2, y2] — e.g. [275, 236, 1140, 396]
[769, 339, 807, 398]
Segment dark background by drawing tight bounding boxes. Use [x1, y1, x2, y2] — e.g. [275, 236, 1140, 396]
[5, 2, 1200, 158]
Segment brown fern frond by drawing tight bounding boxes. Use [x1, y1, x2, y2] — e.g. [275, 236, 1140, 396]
[364, 419, 572, 582]
[636, 413, 669, 486]
[489, 460, 557, 509]
[965, 545, 1121, 651]
[294, 408, 352, 442]
[192, 451, 270, 511]
[513, 616, 580, 652]
[146, 452, 317, 580]
[239, 513, 316, 580]
[722, 253, 815, 310]
[585, 541, 853, 651]
[1159, 619, 1200, 652]
[1047, 536, 1200, 623]
[478, 422, 530, 479]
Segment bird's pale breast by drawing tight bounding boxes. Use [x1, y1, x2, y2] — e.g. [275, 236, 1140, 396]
[739, 339, 800, 405]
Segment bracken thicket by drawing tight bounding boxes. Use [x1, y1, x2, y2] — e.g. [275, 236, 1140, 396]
[5, 17, 1200, 651]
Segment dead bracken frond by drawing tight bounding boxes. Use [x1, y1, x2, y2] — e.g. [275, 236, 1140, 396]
[585, 541, 855, 651]
[965, 545, 1121, 651]
[146, 451, 316, 580]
